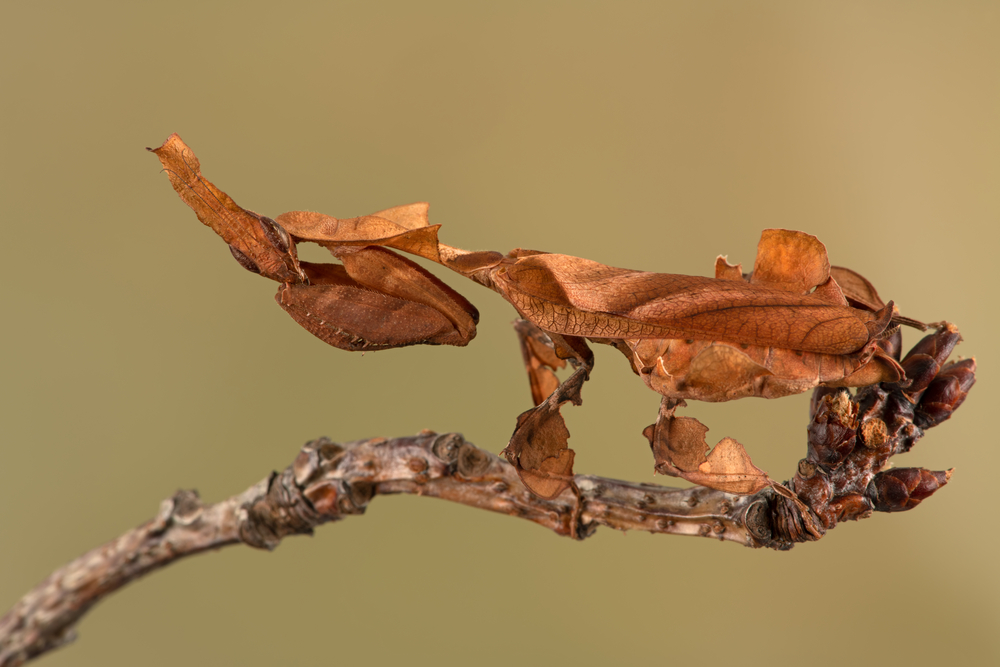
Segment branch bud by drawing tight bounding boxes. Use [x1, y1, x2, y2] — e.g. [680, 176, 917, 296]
[869, 467, 952, 512]
[914, 358, 976, 429]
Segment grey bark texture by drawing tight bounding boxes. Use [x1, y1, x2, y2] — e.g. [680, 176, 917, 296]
[1, 337, 972, 667]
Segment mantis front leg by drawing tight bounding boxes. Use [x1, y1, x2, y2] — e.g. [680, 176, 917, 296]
[504, 320, 595, 498]
[277, 247, 479, 351]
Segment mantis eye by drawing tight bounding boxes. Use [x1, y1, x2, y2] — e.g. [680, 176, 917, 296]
[229, 244, 261, 274]
[254, 213, 291, 253]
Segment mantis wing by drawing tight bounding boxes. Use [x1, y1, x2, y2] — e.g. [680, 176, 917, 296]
[489, 230, 893, 355]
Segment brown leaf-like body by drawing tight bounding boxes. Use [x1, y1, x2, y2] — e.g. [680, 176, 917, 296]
[151, 138, 946, 501]
[148, 134, 305, 284]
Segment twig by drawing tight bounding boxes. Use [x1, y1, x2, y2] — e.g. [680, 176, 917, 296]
[0, 328, 974, 666]
[0, 431, 756, 667]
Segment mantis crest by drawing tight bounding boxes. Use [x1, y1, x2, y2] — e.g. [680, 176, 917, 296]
[150, 134, 962, 502]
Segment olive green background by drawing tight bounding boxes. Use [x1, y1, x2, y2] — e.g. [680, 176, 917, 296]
[2, 1, 997, 665]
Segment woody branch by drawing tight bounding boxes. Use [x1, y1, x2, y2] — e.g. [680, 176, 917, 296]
[0, 332, 973, 667]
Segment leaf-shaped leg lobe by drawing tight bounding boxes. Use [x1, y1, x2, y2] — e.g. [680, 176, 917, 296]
[502, 367, 584, 499]
[643, 398, 775, 495]
[502, 334, 594, 499]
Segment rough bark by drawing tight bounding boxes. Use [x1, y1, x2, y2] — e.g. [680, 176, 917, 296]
[0, 350, 974, 666]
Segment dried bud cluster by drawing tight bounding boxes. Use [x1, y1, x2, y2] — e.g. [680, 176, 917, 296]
[770, 326, 975, 546]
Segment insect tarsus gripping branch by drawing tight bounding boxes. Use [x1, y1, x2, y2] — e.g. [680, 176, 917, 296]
[150, 134, 972, 534]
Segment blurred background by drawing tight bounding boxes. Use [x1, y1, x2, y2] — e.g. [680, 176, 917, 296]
[2, 1, 996, 665]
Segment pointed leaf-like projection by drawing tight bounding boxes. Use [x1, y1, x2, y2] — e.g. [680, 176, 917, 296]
[148, 134, 306, 284]
[714, 255, 744, 281]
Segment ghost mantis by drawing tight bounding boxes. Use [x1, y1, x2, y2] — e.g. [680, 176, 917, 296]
[150, 133, 962, 502]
